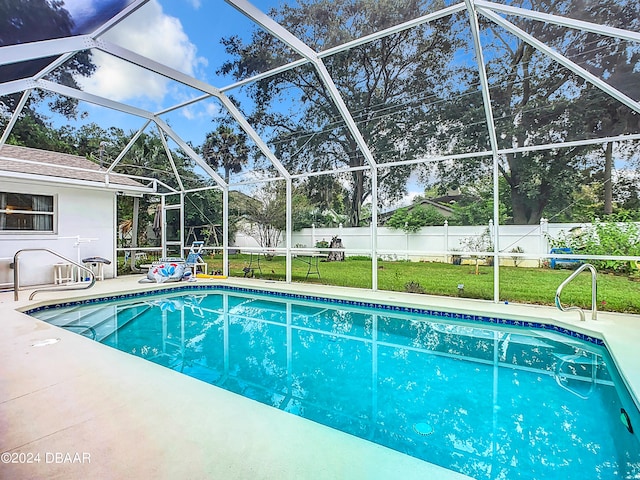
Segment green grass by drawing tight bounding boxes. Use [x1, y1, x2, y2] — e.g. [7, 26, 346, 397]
[196, 254, 640, 314]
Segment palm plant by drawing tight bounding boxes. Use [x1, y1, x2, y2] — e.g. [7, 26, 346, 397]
[202, 125, 249, 184]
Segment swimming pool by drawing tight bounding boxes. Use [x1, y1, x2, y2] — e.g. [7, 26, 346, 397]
[28, 286, 640, 479]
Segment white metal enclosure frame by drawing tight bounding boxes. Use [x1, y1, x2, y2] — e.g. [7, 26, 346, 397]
[1, 0, 639, 299]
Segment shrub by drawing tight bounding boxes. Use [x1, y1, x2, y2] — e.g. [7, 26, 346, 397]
[404, 281, 426, 294]
[510, 246, 524, 267]
[386, 205, 446, 233]
[548, 216, 640, 273]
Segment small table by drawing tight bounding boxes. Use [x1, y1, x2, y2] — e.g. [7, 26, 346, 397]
[53, 263, 75, 284]
[297, 253, 326, 279]
[244, 252, 262, 278]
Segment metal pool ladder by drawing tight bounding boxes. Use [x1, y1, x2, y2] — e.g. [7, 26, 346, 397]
[555, 263, 598, 321]
[13, 248, 96, 301]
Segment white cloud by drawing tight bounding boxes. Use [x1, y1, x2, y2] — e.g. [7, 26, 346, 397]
[180, 100, 219, 120]
[77, 0, 206, 104]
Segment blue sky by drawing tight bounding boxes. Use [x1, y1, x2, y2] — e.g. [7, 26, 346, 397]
[55, 0, 283, 148]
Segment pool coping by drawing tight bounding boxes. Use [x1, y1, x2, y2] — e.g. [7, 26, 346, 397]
[24, 283, 608, 348]
[3, 276, 640, 479]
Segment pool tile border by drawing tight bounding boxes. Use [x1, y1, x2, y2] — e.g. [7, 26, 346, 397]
[24, 284, 605, 346]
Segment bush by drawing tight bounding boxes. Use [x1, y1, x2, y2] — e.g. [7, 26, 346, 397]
[386, 205, 446, 233]
[548, 216, 640, 273]
[404, 281, 426, 294]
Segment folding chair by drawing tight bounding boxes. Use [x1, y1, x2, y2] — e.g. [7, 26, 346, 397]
[185, 241, 208, 274]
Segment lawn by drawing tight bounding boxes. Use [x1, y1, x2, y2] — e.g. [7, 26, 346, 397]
[197, 254, 640, 314]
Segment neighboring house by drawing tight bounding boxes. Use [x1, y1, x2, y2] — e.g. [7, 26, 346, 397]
[0, 144, 153, 288]
[378, 197, 456, 226]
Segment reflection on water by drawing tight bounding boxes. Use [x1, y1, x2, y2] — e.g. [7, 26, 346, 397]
[33, 291, 640, 480]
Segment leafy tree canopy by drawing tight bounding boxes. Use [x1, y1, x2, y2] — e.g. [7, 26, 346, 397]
[218, 0, 461, 226]
[202, 123, 249, 184]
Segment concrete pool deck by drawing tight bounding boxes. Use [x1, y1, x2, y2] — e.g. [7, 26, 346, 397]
[2, 276, 639, 479]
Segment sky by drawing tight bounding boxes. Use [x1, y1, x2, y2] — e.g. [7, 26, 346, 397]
[55, 0, 282, 148]
[48, 0, 429, 203]
[20, 0, 637, 207]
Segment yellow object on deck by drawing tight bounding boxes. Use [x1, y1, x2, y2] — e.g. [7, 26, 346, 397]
[195, 273, 227, 279]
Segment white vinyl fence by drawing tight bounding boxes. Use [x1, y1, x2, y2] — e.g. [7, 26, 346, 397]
[234, 219, 590, 267]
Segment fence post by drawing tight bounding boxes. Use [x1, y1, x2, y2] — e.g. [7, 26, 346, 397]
[444, 220, 449, 263]
[312, 223, 316, 248]
[404, 222, 409, 261]
[540, 218, 548, 267]
[488, 219, 494, 264]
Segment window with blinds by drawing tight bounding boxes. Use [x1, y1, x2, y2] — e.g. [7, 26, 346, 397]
[0, 192, 55, 232]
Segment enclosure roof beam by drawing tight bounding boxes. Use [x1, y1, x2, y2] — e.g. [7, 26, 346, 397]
[320, 3, 467, 57]
[95, 38, 222, 99]
[220, 58, 309, 93]
[476, 0, 640, 43]
[373, 133, 640, 172]
[154, 117, 227, 188]
[93, 38, 290, 180]
[155, 93, 214, 115]
[90, 0, 150, 38]
[0, 89, 31, 147]
[220, 4, 465, 92]
[0, 78, 38, 97]
[0, 35, 94, 67]
[497, 133, 640, 156]
[156, 124, 186, 192]
[106, 121, 152, 174]
[32, 73, 228, 189]
[226, 0, 378, 168]
[225, 0, 318, 61]
[312, 61, 378, 168]
[479, 8, 640, 115]
[216, 95, 290, 179]
[36, 79, 155, 119]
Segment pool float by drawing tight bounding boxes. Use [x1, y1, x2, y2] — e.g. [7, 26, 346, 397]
[139, 261, 186, 283]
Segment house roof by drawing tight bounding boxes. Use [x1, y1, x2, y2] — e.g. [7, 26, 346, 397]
[0, 144, 149, 191]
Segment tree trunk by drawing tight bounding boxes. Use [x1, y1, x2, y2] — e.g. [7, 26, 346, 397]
[506, 152, 550, 225]
[350, 170, 364, 226]
[604, 141, 613, 216]
[509, 181, 545, 225]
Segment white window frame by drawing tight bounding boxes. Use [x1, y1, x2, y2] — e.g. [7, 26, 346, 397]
[0, 191, 57, 234]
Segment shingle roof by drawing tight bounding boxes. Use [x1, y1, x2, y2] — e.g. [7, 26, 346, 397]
[0, 144, 146, 188]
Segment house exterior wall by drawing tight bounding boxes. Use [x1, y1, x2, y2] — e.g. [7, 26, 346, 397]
[0, 178, 116, 287]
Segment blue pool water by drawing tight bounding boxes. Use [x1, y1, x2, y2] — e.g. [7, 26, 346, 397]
[29, 287, 640, 479]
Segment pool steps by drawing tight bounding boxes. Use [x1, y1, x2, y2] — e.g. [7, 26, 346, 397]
[42, 303, 152, 343]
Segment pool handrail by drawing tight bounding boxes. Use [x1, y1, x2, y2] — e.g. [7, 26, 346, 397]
[554, 263, 598, 322]
[13, 248, 96, 301]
